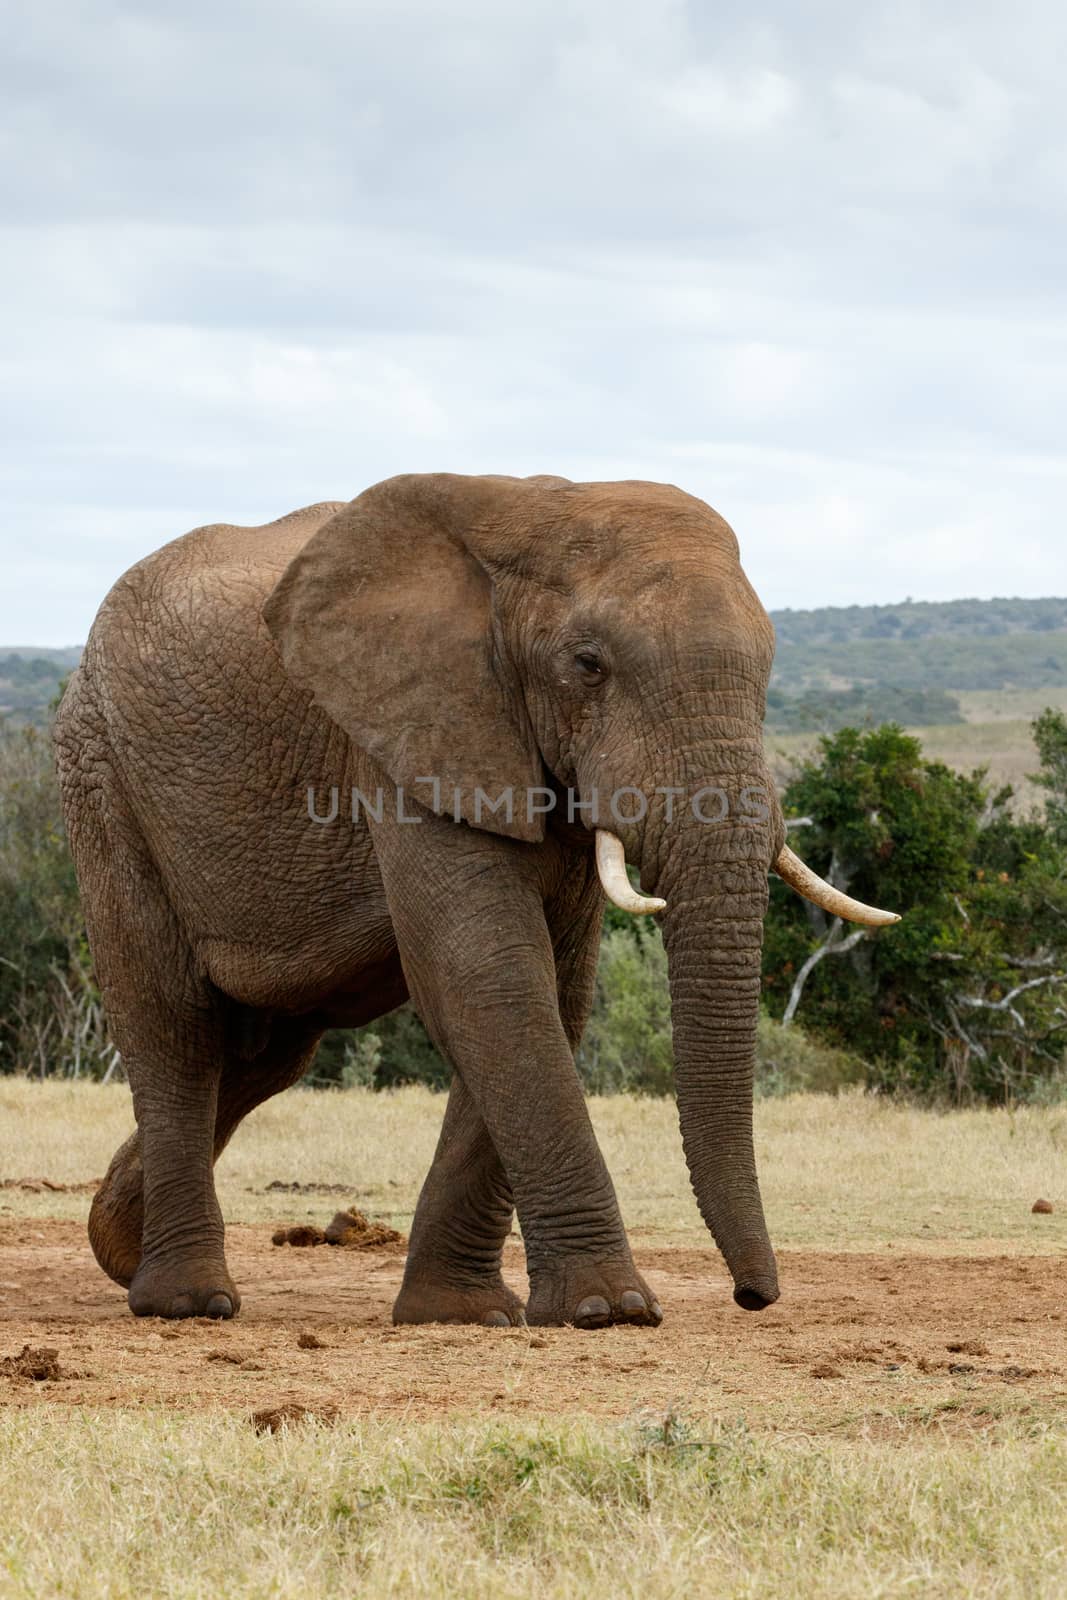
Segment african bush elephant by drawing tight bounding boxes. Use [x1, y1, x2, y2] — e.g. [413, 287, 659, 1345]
[54, 474, 895, 1327]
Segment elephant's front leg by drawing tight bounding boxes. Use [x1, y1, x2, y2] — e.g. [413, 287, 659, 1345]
[392, 1073, 525, 1326]
[377, 816, 660, 1329]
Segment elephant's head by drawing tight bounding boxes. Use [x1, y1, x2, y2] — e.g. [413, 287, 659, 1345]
[265, 473, 897, 1310]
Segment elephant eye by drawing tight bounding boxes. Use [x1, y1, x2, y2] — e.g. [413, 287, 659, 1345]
[574, 650, 607, 684]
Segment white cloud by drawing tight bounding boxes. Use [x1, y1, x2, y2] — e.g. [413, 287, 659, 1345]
[0, 0, 1064, 642]
[652, 65, 799, 135]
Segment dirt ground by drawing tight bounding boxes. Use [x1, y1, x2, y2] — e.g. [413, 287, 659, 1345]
[2, 1219, 1065, 1426]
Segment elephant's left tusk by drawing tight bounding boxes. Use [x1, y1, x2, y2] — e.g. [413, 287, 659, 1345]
[595, 831, 667, 915]
[773, 844, 901, 928]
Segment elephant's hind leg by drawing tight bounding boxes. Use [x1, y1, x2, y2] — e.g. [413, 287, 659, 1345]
[90, 1013, 322, 1291]
[125, 1049, 237, 1319]
[88, 1128, 145, 1288]
[65, 768, 233, 1313]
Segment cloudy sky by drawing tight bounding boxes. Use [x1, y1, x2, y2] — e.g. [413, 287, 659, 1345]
[3, 1, 1065, 644]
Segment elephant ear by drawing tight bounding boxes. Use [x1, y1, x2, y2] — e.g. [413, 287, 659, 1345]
[263, 473, 546, 841]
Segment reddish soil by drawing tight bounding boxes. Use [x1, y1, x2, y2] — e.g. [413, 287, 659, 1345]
[1, 1221, 1065, 1424]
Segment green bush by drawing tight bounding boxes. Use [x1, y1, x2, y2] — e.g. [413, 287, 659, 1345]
[0, 722, 113, 1077]
[754, 1012, 867, 1096]
[575, 927, 673, 1094]
[312, 1007, 452, 1092]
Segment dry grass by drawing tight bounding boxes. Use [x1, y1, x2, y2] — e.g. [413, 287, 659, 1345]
[3, 1083, 1067, 1597]
[1, 1080, 1064, 1252]
[1, 1406, 1065, 1599]
[956, 686, 1067, 724]
[764, 686, 1067, 811]
[765, 721, 1045, 809]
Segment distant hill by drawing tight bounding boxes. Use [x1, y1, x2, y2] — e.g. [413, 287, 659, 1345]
[4, 596, 1066, 734]
[0, 646, 82, 667]
[771, 596, 1067, 647]
[768, 597, 1067, 731]
[0, 649, 81, 727]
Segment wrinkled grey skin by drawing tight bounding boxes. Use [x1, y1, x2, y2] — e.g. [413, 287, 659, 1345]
[54, 473, 784, 1328]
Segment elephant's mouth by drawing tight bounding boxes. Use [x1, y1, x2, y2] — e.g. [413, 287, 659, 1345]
[594, 828, 901, 928]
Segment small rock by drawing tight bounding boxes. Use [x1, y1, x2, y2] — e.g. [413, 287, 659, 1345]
[297, 1331, 325, 1350]
[1031, 1198, 1054, 1215]
[810, 1362, 843, 1379]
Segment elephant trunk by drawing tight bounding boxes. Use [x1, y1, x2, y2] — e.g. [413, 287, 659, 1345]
[657, 817, 779, 1310]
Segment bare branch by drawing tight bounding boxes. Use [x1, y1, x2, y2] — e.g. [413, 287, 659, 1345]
[958, 974, 1067, 1027]
[782, 919, 868, 1026]
[1002, 953, 1059, 971]
[943, 998, 988, 1062]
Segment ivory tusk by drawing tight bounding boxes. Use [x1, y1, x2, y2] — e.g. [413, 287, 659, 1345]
[774, 844, 901, 928]
[595, 831, 667, 915]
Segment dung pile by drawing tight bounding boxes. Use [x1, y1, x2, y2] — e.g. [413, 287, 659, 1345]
[1, 1344, 61, 1381]
[324, 1207, 404, 1250]
[250, 1401, 338, 1433]
[272, 1207, 405, 1252]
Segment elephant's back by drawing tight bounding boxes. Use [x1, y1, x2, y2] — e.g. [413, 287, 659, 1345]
[79, 501, 347, 706]
[69, 500, 353, 798]
[109, 500, 349, 610]
[175, 501, 349, 572]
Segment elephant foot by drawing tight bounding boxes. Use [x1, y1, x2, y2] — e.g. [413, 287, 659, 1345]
[392, 1270, 526, 1328]
[526, 1256, 663, 1329]
[88, 1132, 145, 1289]
[128, 1256, 241, 1320]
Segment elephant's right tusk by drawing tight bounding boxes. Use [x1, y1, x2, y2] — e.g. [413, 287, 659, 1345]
[773, 844, 901, 928]
[595, 831, 667, 915]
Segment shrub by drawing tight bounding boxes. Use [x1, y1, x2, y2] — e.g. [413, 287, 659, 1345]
[575, 928, 673, 1094]
[763, 721, 1067, 1103]
[0, 722, 114, 1077]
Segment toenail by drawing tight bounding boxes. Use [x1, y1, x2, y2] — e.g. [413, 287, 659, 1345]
[620, 1290, 647, 1319]
[482, 1310, 511, 1327]
[650, 1301, 663, 1324]
[205, 1294, 234, 1320]
[574, 1295, 611, 1329]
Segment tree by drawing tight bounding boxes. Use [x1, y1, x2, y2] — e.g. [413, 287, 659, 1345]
[1032, 707, 1067, 844]
[763, 722, 1067, 1101]
[0, 723, 115, 1077]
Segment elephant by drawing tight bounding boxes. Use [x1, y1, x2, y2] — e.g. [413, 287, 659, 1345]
[54, 473, 896, 1327]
